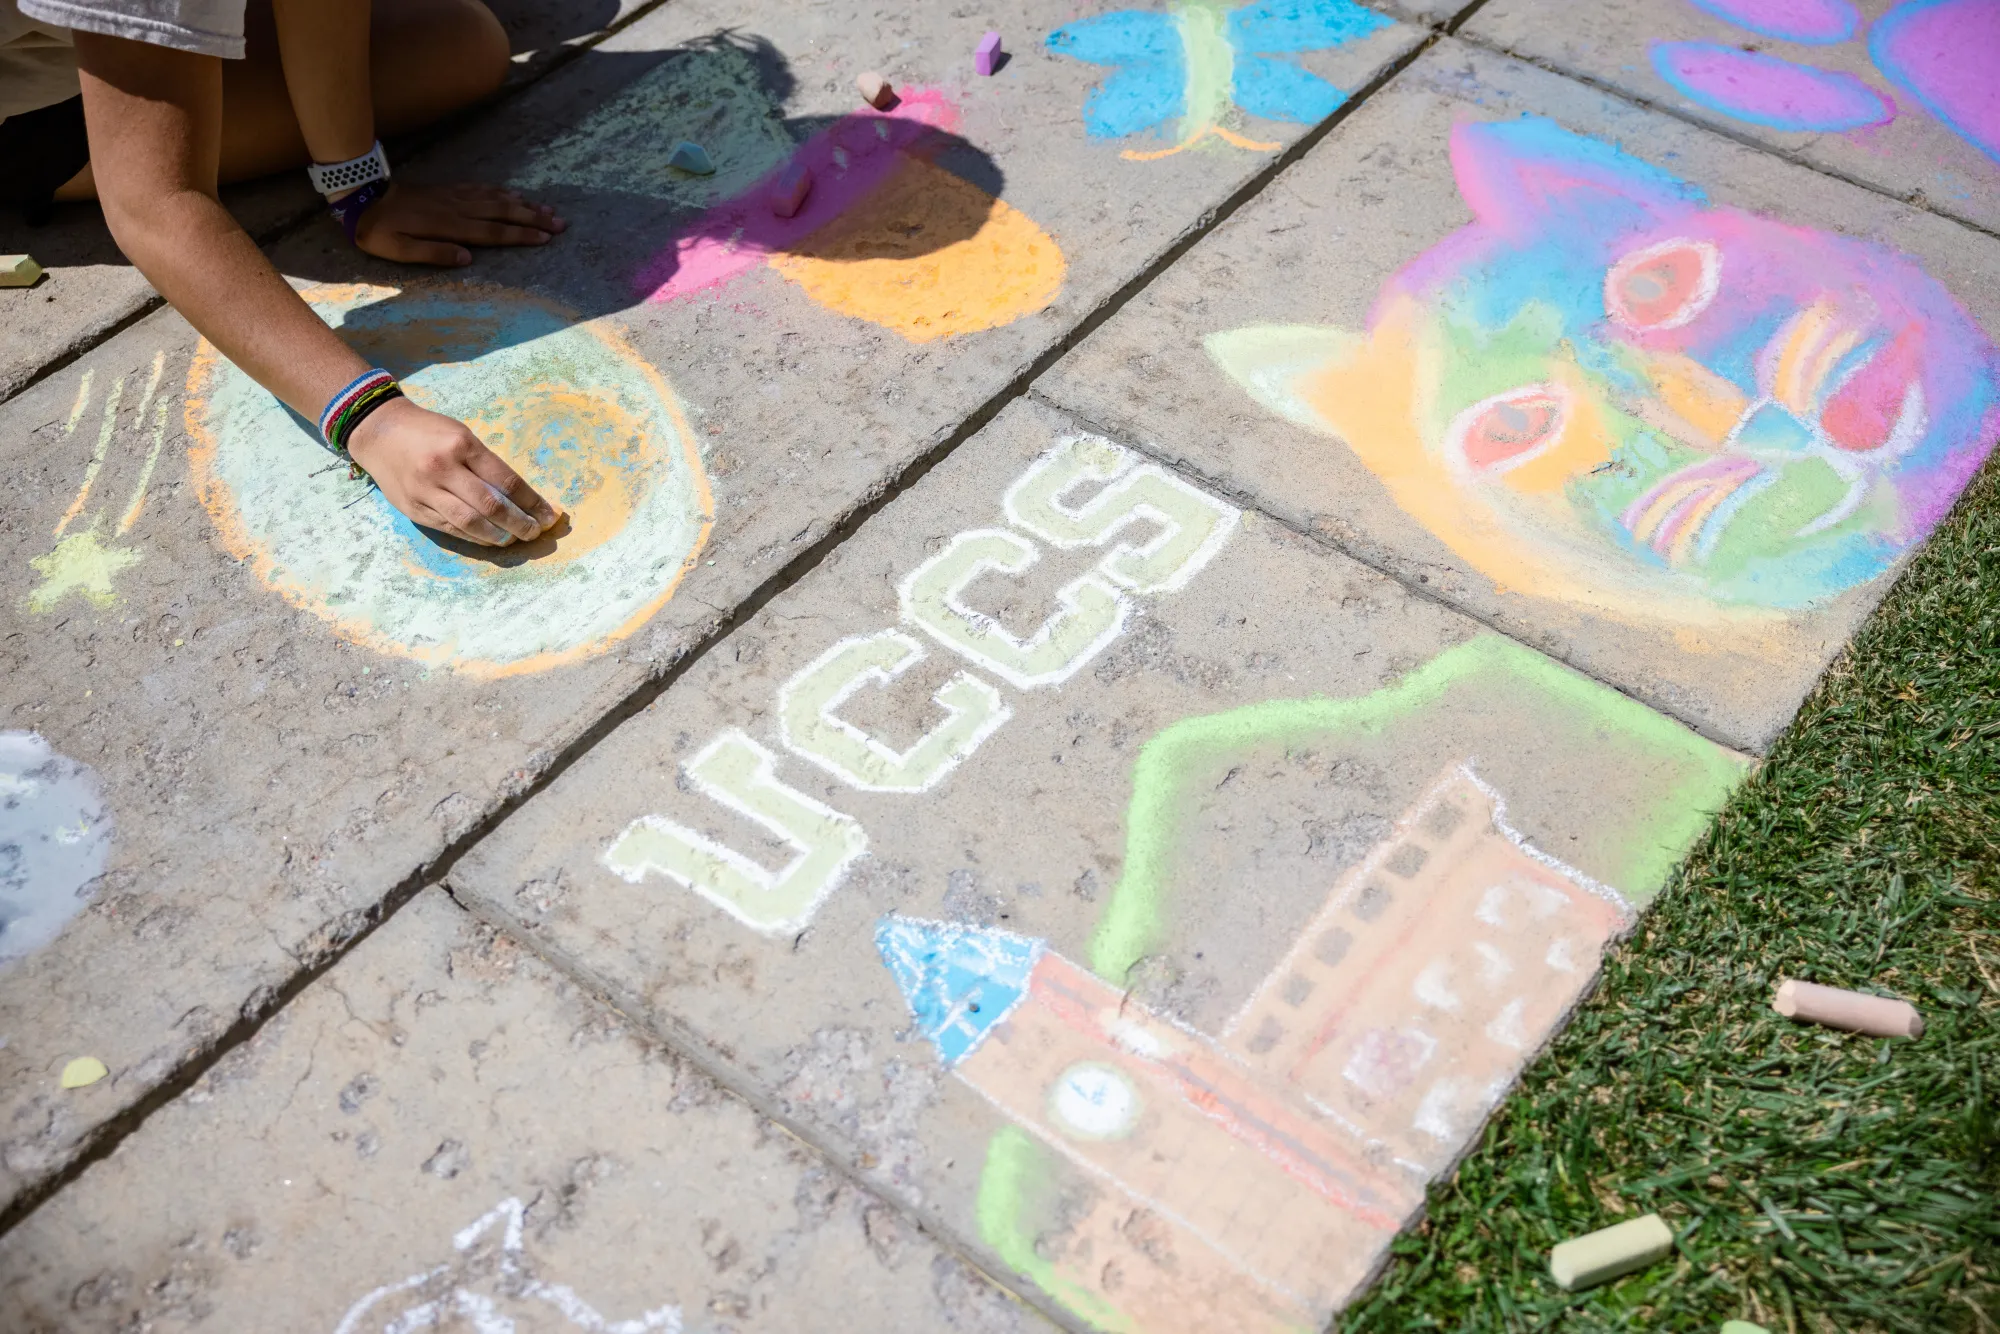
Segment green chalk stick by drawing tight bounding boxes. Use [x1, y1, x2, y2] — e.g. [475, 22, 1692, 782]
[1720, 1323, 1772, 1334]
[1548, 1212, 1674, 1290]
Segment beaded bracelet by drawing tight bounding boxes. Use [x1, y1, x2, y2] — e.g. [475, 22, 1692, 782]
[318, 368, 404, 476]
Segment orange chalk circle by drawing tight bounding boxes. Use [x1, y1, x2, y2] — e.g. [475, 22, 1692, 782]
[1773, 978, 1924, 1039]
[766, 158, 1065, 343]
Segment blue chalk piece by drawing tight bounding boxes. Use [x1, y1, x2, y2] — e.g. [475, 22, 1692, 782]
[667, 141, 714, 175]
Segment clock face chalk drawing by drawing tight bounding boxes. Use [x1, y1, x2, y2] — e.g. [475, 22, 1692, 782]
[186, 281, 712, 677]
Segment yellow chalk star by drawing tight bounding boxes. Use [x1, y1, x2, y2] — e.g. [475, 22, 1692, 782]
[28, 521, 141, 612]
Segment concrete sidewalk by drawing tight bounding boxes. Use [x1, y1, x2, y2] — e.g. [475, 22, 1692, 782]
[2, 0, 1994, 1330]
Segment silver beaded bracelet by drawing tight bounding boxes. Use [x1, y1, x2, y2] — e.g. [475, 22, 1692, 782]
[307, 141, 391, 197]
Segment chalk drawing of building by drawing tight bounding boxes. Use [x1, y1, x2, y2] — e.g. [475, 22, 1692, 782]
[878, 763, 1629, 1330]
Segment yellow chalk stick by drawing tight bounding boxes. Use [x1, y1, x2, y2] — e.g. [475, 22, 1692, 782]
[61, 1056, 108, 1088]
[1773, 978, 1923, 1039]
[1549, 1213, 1674, 1291]
[1, 255, 44, 287]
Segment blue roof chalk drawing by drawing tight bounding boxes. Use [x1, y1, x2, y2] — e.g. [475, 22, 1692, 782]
[875, 918, 1044, 1067]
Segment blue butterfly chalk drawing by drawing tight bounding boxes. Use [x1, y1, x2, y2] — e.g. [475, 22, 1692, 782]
[1047, 0, 1392, 160]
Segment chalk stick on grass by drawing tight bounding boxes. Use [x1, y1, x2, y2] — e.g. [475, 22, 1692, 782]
[667, 141, 714, 175]
[1720, 1322, 1772, 1334]
[975, 31, 1003, 75]
[1549, 1213, 1674, 1291]
[2, 254, 44, 287]
[1773, 978, 1923, 1039]
[856, 71, 895, 109]
[770, 162, 812, 218]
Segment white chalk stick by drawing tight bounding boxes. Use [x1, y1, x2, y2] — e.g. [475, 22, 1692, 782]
[1548, 1213, 1674, 1291]
[1720, 1321, 1772, 1334]
[1773, 978, 1923, 1039]
[1, 254, 43, 287]
[856, 71, 894, 109]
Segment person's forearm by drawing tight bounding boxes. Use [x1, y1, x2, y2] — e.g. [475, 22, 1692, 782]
[271, 0, 375, 167]
[76, 32, 367, 428]
[113, 190, 368, 419]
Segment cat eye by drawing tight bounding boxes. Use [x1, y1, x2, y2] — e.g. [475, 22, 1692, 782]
[1605, 238, 1721, 332]
[1446, 384, 1569, 475]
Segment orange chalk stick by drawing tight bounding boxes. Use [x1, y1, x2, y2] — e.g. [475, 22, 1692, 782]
[1773, 979, 1923, 1039]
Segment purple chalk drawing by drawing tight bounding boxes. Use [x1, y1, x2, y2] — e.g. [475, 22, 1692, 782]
[1687, 0, 1860, 41]
[1652, 41, 1893, 132]
[1870, 0, 2000, 165]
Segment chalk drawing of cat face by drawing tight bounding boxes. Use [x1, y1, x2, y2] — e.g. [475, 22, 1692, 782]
[334, 1197, 681, 1334]
[1207, 115, 2000, 622]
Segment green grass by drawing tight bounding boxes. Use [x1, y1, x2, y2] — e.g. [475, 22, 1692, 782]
[1340, 458, 2000, 1334]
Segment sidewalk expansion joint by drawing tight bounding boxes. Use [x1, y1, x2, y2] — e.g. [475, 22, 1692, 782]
[434, 882, 1098, 1334]
[0, 17, 1447, 1251]
[1023, 385, 1762, 762]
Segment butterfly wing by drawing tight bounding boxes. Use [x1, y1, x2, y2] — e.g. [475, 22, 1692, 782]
[1230, 53, 1347, 125]
[1226, 0, 1388, 124]
[1047, 11, 1188, 140]
[1225, 0, 1391, 54]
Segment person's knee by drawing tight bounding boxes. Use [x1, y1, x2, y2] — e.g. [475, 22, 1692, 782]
[452, 0, 511, 102]
[377, 0, 511, 126]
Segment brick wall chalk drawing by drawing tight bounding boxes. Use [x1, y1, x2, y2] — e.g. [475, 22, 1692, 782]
[1207, 116, 2000, 636]
[602, 433, 1239, 933]
[968, 635, 1747, 1333]
[186, 281, 712, 677]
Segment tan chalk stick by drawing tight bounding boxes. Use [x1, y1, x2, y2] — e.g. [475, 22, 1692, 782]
[1548, 1212, 1674, 1291]
[1, 254, 44, 287]
[856, 71, 894, 109]
[1773, 978, 1923, 1038]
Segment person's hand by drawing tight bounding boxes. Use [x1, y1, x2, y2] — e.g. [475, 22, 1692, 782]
[349, 181, 565, 267]
[344, 396, 561, 546]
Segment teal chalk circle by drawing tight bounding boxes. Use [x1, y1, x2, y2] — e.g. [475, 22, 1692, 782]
[0, 732, 112, 967]
[186, 281, 713, 676]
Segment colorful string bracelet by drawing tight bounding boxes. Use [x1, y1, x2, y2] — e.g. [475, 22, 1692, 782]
[317, 368, 404, 476]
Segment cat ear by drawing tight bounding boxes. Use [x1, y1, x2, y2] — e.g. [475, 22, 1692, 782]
[1449, 115, 1704, 242]
[1205, 325, 1363, 433]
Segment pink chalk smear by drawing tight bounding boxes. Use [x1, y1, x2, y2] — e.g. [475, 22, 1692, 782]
[1652, 42, 1893, 133]
[637, 89, 963, 304]
[1870, 0, 2000, 164]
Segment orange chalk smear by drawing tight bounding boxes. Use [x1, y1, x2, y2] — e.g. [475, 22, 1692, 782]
[767, 158, 1064, 342]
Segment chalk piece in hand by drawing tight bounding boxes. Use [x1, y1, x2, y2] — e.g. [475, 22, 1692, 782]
[1, 254, 43, 287]
[1548, 1213, 1673, 1291]
[667, 141, 715, 175]
[857, 71, 895, 109]
[61, 1056, 108, 1089]
[1773, 978, 1923, 1039]
[975, 31, 1003, 75]
[770, 162, 812, 218]
[1720, 1322, 1772, 1334]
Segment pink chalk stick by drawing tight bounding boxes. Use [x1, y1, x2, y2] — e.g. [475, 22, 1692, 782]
[1773, 978, 1924, 1039]
[770, 162, 812, 218]
[975, 31, 1002, 76]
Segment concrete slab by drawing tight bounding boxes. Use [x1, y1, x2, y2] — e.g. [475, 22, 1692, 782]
[448, 396, 1747, 1332]
[1463, 0, 2000, 236]
[1035, 37, 2000, 753]
[0, 889, 1042, 1333]
[0, 0, 1424, 1219]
